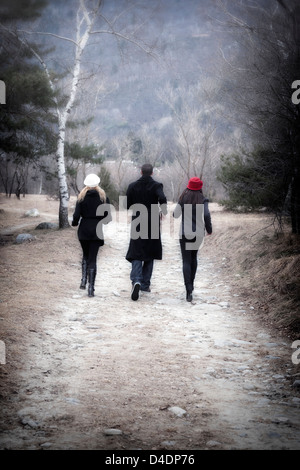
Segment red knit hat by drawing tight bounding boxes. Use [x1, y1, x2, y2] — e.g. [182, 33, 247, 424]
[187, 177, 203, 191]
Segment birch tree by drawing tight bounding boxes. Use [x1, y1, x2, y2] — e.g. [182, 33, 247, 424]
[2, 0, 159, 228]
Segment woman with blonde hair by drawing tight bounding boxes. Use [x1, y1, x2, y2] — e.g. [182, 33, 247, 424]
[72, 174, 112, 297]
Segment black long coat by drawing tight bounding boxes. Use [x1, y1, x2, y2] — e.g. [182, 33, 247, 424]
[125, 175, 167, 262]
[72, 190, 111, 245]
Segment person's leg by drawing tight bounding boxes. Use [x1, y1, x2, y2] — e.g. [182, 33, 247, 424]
[190, 250, 198, 292]
[86, 240, 101, 270]
[87, 241, 101, 297]
[130, 260, 142, 300]
[130, 260, 143, 285]
[180, 238, 193, 300]
[79, 240, 89, 289]
[141, 260, 154, 291]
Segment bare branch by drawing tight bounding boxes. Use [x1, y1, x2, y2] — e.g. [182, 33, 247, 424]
[16, 29, 79, 46]
[79, 0, 92, 26]
[219, 47, 248, 72]
[90, 29, 160, 62]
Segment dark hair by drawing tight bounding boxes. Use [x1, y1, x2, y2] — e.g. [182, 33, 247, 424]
[178, 188, 204, 205]
[141, 163, 153, 176]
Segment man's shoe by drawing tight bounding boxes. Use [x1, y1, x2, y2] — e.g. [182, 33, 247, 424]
[131, 282, 141, 301]
[186, 292, 193, 302]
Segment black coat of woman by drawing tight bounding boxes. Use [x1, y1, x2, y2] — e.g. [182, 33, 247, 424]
[173, 177, 212, 302]
[72, 176, 112, 297]
[72, 189, 111, 244]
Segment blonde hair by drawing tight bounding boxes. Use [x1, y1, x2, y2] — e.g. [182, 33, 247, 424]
[78, 185, 106, 203]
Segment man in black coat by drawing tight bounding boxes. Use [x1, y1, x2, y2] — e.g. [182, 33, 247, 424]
[125, 163, 168, 300]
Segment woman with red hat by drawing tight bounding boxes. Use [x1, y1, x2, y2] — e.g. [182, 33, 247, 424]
[174, 177, 212, 302]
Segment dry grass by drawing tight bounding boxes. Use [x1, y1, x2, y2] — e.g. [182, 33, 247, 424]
[209, 206, 300, 339]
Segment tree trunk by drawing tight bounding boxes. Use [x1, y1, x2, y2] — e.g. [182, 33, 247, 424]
[57, 123, 70, 228]
[55, 4, 94, 228]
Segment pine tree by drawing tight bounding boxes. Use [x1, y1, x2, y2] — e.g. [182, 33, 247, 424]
[0, 0, 56, 197]
[217, 0, 300, 233]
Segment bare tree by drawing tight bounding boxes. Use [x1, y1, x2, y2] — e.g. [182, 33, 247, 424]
[2, 0, 159, 227]
[104, 135, 139, 193]
[157, 82, 220, 184]
[138, 124, 165, 167]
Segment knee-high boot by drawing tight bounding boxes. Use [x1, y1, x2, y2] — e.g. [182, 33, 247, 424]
[88, 268, 96, 297]
[80, 257, 88, 289]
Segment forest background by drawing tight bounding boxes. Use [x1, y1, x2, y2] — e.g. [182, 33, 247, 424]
[1, 0, 299, 233]
[1, 1, 300, 451]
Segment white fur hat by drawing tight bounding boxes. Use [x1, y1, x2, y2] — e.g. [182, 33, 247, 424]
[84, 173, 100, 187]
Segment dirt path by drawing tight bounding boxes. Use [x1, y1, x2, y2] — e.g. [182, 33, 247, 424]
[0, 196, 299, 450]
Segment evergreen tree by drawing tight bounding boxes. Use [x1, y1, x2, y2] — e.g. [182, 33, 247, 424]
[65, 141, 104, 194]
[98, 166, 119, 206]
[0, 0, 56, 197]
[218, 147, 291, 215]
[217, 0, 300, 233]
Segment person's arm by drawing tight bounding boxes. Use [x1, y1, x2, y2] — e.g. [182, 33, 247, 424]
[72, 201, 81, 226]
[125, 185, 133, 210]
[204, 200, 212, 234]
[156, 183, 168, 215]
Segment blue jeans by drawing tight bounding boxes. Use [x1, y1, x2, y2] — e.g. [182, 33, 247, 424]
[130, 260, 154, 290]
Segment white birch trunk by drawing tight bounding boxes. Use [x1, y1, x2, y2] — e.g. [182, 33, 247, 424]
[56, 0, 97, 228]
[56, 118, 70, 228]
[10, 1, 98, 228]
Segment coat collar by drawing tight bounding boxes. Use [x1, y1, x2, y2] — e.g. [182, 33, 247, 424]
[139, 175, 153, 183]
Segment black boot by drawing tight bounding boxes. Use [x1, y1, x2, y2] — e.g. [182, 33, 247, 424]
[80, 258, 88, 289]
[88, 268, 96, 297]
[186, 282, 193, 302]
